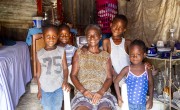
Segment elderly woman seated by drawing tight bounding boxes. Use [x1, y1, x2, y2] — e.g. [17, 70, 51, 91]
[70, 24, 117, 110]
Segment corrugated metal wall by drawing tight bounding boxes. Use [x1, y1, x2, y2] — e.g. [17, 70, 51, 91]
[0, 0, 97, 40]
[62, 0, 96, 28]
[0, 0, 37, 41]
[0, 0, 37, 28]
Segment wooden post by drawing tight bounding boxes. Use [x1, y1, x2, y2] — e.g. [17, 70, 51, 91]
[36, 0, 42, 16]
[169, 53, 172, 110]
[73, 0, 76, 28]
[57, 0, 63, 22]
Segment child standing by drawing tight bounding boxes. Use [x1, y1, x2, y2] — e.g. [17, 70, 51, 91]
[114, 39, 153, 110]
[102, 14, 131, 83]
[58, 24, 77, 67]
[36, 24, 70, 110]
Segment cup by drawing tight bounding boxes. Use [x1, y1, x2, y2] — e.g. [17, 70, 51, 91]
[157, 41, 164, 47]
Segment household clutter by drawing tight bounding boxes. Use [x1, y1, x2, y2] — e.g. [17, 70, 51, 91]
[147, 29, 180, 59]
[0, 0, 180, 110]
[146, 28, 180, 109]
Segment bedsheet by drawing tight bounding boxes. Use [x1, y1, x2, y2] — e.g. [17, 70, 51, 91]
[0, 41, 32, 110]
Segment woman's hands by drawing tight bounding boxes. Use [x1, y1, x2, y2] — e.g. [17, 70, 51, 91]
[82, 90, 103, 105]
[91, 92, 103, 105]
[83, 90, 93, 99]
[82, 90, 103, 104]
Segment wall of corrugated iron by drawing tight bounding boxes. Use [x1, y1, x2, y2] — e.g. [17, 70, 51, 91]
[0, 0, 37, 41]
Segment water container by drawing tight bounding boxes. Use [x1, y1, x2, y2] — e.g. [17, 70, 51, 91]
[32, 17, 43, 28]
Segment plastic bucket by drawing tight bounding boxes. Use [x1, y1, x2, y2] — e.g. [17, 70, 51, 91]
[32, 17, 43, 28]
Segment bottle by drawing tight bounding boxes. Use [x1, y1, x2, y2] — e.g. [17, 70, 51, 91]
[167, 29, 176, 52]
[156, 72, 164, 95]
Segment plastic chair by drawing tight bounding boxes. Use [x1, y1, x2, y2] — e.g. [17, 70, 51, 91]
[64, 65, 122, 110]
[63, 65, 73, 110]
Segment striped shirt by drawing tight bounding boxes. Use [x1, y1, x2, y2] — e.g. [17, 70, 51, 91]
[64, 44, 77, 66]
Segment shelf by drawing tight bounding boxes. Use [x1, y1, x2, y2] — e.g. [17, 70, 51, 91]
[146, 56, 180, 61]
[147, 54, 180, 110]
[154, 98, 180, 110]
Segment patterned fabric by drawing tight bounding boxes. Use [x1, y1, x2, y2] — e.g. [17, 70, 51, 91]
[126, 66, 148, 105]
[75, 49, 110, 94]
[71, 92, 117, 110]
[128, 102, 146, 110]
[64, 44, 77, 66]
[71, 49, 118, 110]
[37, 46, 64, 92]
[118, 0, 180, 47]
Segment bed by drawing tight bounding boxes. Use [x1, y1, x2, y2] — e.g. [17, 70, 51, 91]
[0, 41, 32, 110]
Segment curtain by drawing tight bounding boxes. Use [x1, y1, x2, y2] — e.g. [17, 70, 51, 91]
[118, 0, 180, 47]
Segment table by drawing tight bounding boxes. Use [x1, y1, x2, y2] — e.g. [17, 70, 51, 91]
[147, 55, 180, 110]
[0, 41, 32, 110]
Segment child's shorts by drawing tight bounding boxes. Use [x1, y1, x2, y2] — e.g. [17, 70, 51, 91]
[128, 103, 146, 110]
[41, 87, 63, 110]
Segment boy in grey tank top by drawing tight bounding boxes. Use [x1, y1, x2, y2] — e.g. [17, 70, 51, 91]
[36, 24, 70, 110]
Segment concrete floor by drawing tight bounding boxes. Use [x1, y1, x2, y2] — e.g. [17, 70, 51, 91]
[16, 83, 43, 110]
[15, 83, 178, 110]
[15, 83, 74, 110]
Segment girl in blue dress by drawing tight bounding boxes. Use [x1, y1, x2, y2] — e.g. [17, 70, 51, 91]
[114, 39, 154, 110]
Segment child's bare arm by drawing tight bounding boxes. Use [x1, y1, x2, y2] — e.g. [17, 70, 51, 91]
[114, 66, 128, 101]
[102, 38, 111, 53]
[144, 61, 153, 70]
[125, 39, 131, 54]
[147, 69, 153, 109]
[36, 55, 42, 100]
[62, 51, 68, 82]
[62, 51, 70, 91]
[112, 66, 118, 82]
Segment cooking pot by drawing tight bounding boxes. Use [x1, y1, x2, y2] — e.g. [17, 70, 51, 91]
[147, 47, 157, 57]
[175, 42, 180, 50]
[157, 47, 171, 58]
[161, 52, 170, 58]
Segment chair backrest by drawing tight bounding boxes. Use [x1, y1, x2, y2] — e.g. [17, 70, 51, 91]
[32, 33, 45, 78]
[75, 36, 87, 48]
